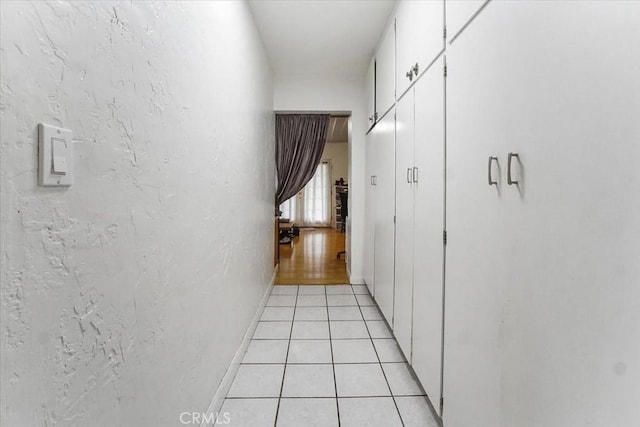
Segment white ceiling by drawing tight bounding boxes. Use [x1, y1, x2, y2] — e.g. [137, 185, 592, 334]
[248, 0, 396, 77]
[327, 116, 349, 143]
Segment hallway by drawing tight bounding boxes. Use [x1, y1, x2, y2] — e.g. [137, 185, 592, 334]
[221, 284, 438, 426]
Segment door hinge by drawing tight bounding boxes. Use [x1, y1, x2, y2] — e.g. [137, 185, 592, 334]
[440, 397, 444, 413]
[394, 215, 396, 224]
[444, 64, 448, 78]
[394, 19, 397, 32]
[443, 230, 448, 244]
[443, 26, 447, 39]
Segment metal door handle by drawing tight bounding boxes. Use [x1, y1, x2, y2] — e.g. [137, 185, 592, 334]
[507, 152, 519, 185]
[488, 156, 498, 186]
[407, 168, 413, 183]
[406, 70, 413, 82]
[413, 167, 419, 183]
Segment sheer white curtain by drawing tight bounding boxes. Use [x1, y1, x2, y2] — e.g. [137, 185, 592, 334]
[279, 162, 332, 227]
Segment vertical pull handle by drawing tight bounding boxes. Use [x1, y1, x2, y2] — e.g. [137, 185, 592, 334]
[413, 167, 419, 183]
[371, 176, 374, 185]
[407, 168, 413, 183]
[488, 156, 498, 186]
[507, 153, 519, 185]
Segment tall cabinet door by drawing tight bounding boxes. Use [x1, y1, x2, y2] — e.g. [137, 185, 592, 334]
[393, 90, 415, 356]
[373, 111, 396, 324]
[363, 131, 377, 294]
[411, 56, 446, 415]
[489, 2, 640, 426]
[443, 6, 506, 426]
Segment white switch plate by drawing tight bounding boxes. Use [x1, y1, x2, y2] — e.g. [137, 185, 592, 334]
[39, 123, 73, 187]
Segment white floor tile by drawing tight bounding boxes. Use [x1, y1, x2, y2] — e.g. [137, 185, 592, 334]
[261, 307, 295, 321]
[297, 285, 326, 295]
[227, 365, 285, 398]
[330, 320, 369, 339]
[220, 398, 278, 427]
[242, 340, 289, 364]
[382, 363, 425, 396]
[294, 306, 328, 321]
[328, 306, 362, 321]
[271, 285, 299, 295]
[297, 295, 327, 307]
[276, 398, 339, 427]
[334, 364, 390, 397]
[288, 340, 333, 364]
[395, 396, 440, 427]
[366, 320, 393, 338]
[373, 339, 406, 363]
[331, 339, 378, 363]
[355, 293, 375, 306]
[253, 322, 292, 339]
[360, 306, 383, 320]
[291, 321, 330, 339]
[351, 285, 370, 295]
[326, 294, 358, 306]
[268, 295, 297, 307]
[325, 285, 353, 295]
[338, 397, 403, 427]
[281, 364, 335, 397]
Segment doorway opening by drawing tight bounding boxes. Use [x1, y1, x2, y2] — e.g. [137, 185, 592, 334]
[276, 113, 350, 285]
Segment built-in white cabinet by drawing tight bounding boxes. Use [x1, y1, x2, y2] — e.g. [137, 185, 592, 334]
[395, 0, 445, 99]
[375, 19, 395, 120]
[446, 0, 488, 44]
[444, 2, 640, 426]
[393, 56, 447, 414]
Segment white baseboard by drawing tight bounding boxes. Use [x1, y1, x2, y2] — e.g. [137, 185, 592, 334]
[200, 268, 277, 427]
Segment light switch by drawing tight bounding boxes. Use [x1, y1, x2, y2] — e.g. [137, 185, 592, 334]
[51, 138, 68, 175]
[39, 123, 73, 186]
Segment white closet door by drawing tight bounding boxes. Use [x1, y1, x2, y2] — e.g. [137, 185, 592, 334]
[376, 21, 396, 120]
[443, 3, 506, 425]
[411, 56, 445, 416]
[414, 0, 445, 76]
[489, 2, 640, 426]
[373, 111, 397, 324]
[395, 0, 414, 99]
[364, 131, 377, 294]
[393, 90, 415, 357]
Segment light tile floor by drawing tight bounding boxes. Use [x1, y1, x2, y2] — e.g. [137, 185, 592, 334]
[221, 284, 440, 427]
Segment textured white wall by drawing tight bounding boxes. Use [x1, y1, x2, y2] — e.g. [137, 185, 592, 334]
[0, 1, 275, 425]
[274, 74, 366, 283]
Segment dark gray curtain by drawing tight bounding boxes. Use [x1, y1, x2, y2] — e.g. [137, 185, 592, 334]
[275, 114, 330, 208]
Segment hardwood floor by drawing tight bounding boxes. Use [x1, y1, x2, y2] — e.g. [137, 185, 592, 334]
[276, 227, 349, 285]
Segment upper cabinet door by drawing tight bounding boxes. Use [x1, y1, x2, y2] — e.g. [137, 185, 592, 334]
[397, 0, 446, 100]
[376, 19, 396, 119]
[366, 57, 376, 131]
[414, 0, 445, 75]
[446, 0, 489, 44]
[395, 1, 414, 99]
